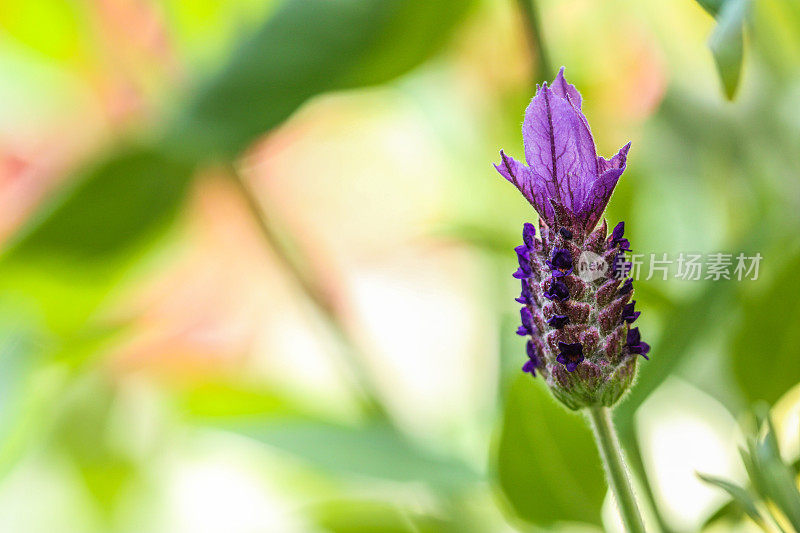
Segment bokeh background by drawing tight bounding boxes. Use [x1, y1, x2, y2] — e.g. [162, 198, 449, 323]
[0, 0, 799, 531]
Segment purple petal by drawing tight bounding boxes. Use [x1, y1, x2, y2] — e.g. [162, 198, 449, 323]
[522, 222, 536, 248]
[494, 151, 544, 214]
[522, 84, 598, 223]
[581, 144, 630, 231]
[550, 66, 582, 109]
[597, 142, 631, 174]
[547, 314, 569, 329]
[610, 221, 625, 243]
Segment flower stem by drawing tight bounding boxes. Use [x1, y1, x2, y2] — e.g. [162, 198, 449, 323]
[227, 165, 389, 419]
[586, 406, 646, 533]
[515, 0, 551, 81]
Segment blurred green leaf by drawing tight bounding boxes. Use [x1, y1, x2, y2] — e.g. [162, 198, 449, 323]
[701, 499, 746, 530]
[5, 146, 194, 260]
[312, 499, 455, 533]
[696, 0, 725, 17]
[706, 405, 800, 531]
[493, 375, 606, 527]
[731, 247, 800, 405]
[162, 0, 276, 70]
[617, 281, 731, 423]
[707, 0, 749, 99]
[170, 0, 473, 159]
[696, 473, 763, 525]
[0, 0, 88, 62]
[0, 145, 194, 337]
[51, 374, 137, 519]
[0, 0, 474, 341]
[178, 381, 319, 420]
[231, 420, 479, 490]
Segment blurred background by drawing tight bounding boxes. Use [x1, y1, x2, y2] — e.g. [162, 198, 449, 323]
[0, 0, 799, 531]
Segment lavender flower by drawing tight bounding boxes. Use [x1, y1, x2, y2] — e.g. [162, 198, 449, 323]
[495, 68, 648, 409]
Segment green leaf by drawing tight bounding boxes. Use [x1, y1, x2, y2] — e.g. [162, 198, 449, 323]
[0, 0, 89, 62]
[731, 248, 800, 405]
[697, 473, 763, 524]
[177, 381, 319, 421]
[493, 375, 606, 527]
[5, 145, 194, 261]
[229, 420, 479, 490]
[708, 0, 749, 99]
[169, 0, 473, 160]
[0, 145, 194, 335]
[311, 499, 455, 533]
[695, 0, 725, 17]
[701, 500, 745, 529]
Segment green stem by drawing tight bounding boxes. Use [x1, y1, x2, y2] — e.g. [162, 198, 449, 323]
[228, 165, 389, 419]
[515, 0, 551, 81]
[587, 406, 647, 533]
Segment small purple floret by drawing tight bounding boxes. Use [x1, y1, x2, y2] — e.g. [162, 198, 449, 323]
[609, 221, 630, 251]
[522, 222, 536, 249]
[621, 300, 640, 324]
[547, 248, 573, 276]
[513, 245, 532, 279]
[547, 314, 570, 329]
[558, 227, 573, 240]
[517, 307, 535, 337]
[618, 278, 633, 295]
[626, 327, 650, 359]
[522, 340, 540, 375]
[543, 278, 570, 301]
[515, 280, 533, 305]
[557, 341, 584, 372]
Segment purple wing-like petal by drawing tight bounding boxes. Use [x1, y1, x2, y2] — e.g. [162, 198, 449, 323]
[551, 66, 582, 110]
[580, 142, 631, 231]
[495, 151, 539, 212]
[494, 150, 546, 215]
[597, 142, 631, 174]
[522, 84, 598, 223]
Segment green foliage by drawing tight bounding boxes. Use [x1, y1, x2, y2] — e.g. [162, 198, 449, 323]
[229, 420, 479, 490]
[731, 247, 800, 404]
[6, 146, 194, 261]
[493, 375, 606, 527]
[697, 0, 750, 99]
[311, 499, 455, 533]
[0, 0, 472, 341]
[709, 0, 749, 100]
[170, 0, 473, 160]
[699, 404, 800, 531]
[0, 0, 89, 62]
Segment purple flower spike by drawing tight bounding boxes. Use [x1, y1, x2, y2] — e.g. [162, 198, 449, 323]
[621, 300, 640, 324]
[543, 278, 570, 301]
[557, 341, 584, 372]
[547, 314, 570, 329]
[626, 327, 650, 359]
[496, 68, 648, 408]
[547, 248, 573, 276]
[494, 67, 631, 234]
